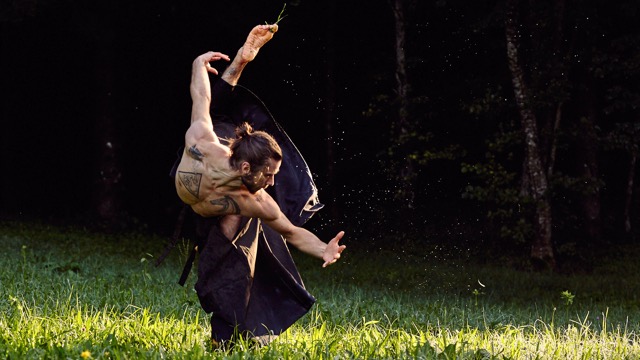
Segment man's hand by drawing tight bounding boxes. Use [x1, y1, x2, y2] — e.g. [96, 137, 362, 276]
[194, 51, 230, 75]
[322, 231, 346, 268]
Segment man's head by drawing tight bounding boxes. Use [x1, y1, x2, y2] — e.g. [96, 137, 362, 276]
[229, 122, 282, 193]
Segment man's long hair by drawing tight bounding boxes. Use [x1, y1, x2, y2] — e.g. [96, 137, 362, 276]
[228, 122, 282, 171]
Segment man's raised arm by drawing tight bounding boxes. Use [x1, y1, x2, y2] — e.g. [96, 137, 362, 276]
[187, 51, 230, 143]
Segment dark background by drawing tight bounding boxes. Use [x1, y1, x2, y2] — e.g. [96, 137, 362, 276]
[2, 0, 638, 268]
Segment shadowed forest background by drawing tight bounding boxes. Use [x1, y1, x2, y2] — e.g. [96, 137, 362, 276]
[1, 0, 638, 272]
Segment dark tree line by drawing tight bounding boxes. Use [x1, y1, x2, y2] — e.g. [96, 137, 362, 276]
[1, 0, 638, 271]
[363, 0, 638, 270]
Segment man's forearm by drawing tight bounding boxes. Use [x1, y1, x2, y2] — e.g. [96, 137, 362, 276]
[285, 227, 327, 260]
[190, 58, 212, 104]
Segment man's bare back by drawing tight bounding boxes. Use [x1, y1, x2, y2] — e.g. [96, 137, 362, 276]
[175, 142, 243, 217]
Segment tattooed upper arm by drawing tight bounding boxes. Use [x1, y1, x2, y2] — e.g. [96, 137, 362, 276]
[188, 145, 204, 160]
[210, 195, 241, 215]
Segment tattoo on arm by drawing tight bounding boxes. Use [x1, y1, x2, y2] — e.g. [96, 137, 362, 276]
[210, 195, 241, 215]
[222, 65, 239, 81]
[178, 171, 202, 198]
[188, 145, 204, 160]
[226, 65, 238, 77]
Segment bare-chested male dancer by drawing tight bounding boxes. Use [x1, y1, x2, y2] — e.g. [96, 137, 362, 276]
[173, 24, 346, 346]
[175, 23, 345, 267]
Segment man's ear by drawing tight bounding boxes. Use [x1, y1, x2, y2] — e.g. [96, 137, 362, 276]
[241, 161, 251, 175]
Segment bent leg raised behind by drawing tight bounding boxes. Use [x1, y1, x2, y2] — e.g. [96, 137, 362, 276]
[221, 24, 279, 86]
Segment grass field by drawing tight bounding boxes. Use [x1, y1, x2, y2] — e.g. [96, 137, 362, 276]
[1, 221, 639, 359]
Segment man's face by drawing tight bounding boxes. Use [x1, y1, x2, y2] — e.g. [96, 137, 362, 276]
[242, 158, 281, 194]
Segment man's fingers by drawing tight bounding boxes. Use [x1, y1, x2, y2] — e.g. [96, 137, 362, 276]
[207, 51, 230, 60]
[202, 52, 230, 63]
[322, 258, 336, 268]
[322, 231, 345, 268]
[198, 52, 230, 75]
[207, 56, 230, 63]
[322, 251, 341, 268]
[205, 64, 219, 75]
[205, 62, 222, 75]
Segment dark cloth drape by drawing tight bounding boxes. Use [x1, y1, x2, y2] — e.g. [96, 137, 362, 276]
[210, 79, 324, 224]
[173, 78, 323, 342]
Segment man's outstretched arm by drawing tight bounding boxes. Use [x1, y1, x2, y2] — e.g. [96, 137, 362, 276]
[235, 189, 345, 267]
[258, 197, 346, 268]
[187, 51, 230, 143]
[221, 24, 278, 86]
[287, 227, 346, 268]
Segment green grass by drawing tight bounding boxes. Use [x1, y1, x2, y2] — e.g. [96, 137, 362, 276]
[1, 221, 639, 359]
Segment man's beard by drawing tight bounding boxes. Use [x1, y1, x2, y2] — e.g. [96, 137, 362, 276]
[242, 174, 261, 194]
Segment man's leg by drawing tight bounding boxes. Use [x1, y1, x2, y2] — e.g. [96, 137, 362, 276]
[219, 215, 242, 240]
[214, 23, 279, 249]
[221, 24, 278, 86]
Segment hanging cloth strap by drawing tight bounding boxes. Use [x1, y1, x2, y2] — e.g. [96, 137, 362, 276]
[155, 204, 199, 286]
[178, 245, 198, 286]
[155, 204, 188, 267]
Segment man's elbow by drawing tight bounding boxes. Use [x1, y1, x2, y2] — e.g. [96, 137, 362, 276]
[273, 222, 298, 241]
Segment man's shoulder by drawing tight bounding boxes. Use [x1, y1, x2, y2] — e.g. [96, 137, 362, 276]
[183, 136, 230, 159]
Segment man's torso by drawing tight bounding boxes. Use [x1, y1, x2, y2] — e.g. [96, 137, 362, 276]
[174, 140, 277, 220]
[175, 141, 243, 216]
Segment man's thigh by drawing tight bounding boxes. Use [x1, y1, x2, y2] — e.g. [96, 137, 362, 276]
[219, 214, 242, 241]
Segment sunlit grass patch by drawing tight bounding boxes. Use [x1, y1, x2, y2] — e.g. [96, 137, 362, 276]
[1, 221, 639, 359]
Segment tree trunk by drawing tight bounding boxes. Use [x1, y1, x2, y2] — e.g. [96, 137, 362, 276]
[505, 0, 555, 270]
[624, 147, 637, 236]
[546, 0, 566, 178]
[577, 79, 602, 245]
[547, 102, 563, 178]
[390, 0, 415, 208]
